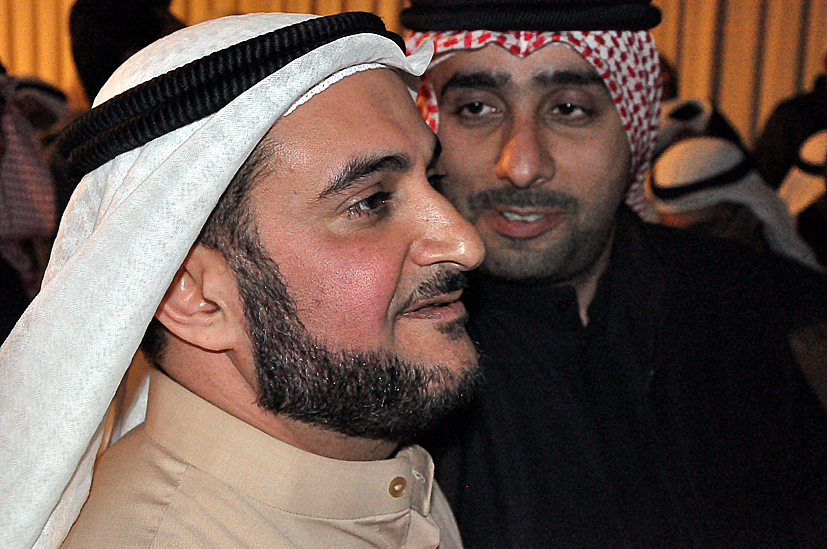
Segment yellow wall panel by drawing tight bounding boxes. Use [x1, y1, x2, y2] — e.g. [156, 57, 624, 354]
[652, 0, 683, 63]
[283, 0, 314, 13]
[677, 0, 720, 101]
[169, 0, 189, 22]
[803, 0, 827, 88]
[377, 0, 406, 34]
[346, 0, 375, 12]
[758, 0, 806, 130]
[35, 0, 62, 83]
[0, 1, 11, 68]
[9, 1, 36, 76]
[212, 0, 243, 17]
[717, 1, 762, 141]
[188, 0, 216, 25]
[238, 0, 280, 13]
[314, 0, 344, 16]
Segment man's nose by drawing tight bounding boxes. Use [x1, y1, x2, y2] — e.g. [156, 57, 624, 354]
[494, 119, 554, 188]
[408, 189, 485, 271]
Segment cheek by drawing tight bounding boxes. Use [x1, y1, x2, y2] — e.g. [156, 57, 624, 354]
[437, 127, 498, 209]
[565, 130, 629, 189]
[281, 241, 404, 345]
[439, 120, 499, 176]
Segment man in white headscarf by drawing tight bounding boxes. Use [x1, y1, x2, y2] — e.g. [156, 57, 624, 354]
[651, 135, 822, 270]
[400, 1, 827, 547]
[0, 12, 487, 549]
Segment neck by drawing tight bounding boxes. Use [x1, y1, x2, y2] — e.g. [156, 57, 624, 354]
[568, 229, 615, 326]
[264, 418, 399, 461]
[161, 341, 399, 462]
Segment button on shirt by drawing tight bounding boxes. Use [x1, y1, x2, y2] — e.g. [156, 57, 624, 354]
[62, 371, 460, 549]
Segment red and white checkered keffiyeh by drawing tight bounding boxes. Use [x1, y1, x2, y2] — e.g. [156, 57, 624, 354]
[0, 74, 57, 295]
[406, 30, 662, 212]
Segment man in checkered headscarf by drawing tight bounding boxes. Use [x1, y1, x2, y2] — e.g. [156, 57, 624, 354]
[400, 2, 827, 547]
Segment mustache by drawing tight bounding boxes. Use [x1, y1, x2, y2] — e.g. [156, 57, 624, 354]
[399, 269, 469, 313]
[467, 187, 578, 211]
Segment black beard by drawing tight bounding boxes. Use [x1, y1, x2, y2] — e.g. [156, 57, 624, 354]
[227, 232, 482, 444]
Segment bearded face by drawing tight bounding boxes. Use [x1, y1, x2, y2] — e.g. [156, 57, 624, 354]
[229, 232, 482, 443]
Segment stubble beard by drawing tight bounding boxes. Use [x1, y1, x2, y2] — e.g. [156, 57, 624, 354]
[461, 187, 615, 283]
[228, 234, 482, 444]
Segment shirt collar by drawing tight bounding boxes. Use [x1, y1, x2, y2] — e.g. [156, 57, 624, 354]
[144, 370, 435, 520]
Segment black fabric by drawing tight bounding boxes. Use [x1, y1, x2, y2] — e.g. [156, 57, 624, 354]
[424, 207, 827, 548]
[56, 12, 404, 187]
[70, 0, 186, 102]
[794, 156, 824, 176]
[400, 0, 661, 31]
[797, 194, 827, 268]
[753, 76, 827, 189]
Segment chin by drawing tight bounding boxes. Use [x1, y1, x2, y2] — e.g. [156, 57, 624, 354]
[406, 338, 478, 375]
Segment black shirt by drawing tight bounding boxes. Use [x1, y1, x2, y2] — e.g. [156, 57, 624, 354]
[428, 208, 827, 549]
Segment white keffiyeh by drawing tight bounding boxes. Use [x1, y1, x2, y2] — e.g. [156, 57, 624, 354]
[0, 13, 432, 549]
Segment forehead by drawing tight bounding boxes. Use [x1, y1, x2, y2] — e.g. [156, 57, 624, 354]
[275, 68, 424, 142]
[249, 68, 432, 202]
[428, 43, 604, 89]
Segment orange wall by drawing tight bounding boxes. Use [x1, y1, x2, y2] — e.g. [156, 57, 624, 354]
[652, 0, 827, 144]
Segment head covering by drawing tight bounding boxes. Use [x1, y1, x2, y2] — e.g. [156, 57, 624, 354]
[778, 129, 827, 216]
[655, 98, 747, 159]
[402, 0, 662, 213]
[400, 0, 661, 32]
[655, 98, 716, 156]
[652, 136, 821, 270]
[0, 12, 432, 549]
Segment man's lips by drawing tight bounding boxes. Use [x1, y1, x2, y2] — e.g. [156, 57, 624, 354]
[399, 290, 466, 321]
[483, 205, 566, 238]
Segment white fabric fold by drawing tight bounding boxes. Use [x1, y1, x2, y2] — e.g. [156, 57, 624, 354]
[0, 13, 432, 549]
[652, 136, 821, 271]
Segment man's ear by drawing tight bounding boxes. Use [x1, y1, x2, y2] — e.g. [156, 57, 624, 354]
[156, 244, 247, 352]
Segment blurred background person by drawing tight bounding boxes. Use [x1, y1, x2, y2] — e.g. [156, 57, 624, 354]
[754, 52, 827, 189]
[651, 135, 822, 270]
[69, 0, 185, 105]
[655, 55, 746, 159]
[0, 62, 63, 341]
[778, 130, 827, 267]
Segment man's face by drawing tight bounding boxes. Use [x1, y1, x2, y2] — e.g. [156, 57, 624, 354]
[236, 69, 485, 440]
[426, 43, 631, 282]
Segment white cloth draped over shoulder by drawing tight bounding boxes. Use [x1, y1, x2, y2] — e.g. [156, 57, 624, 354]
[0, 13, 433, 549]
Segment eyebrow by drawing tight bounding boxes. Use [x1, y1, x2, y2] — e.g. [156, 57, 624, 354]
[533, 69, 605, 88]
[317, 153, 410, 201]
[440, 67, 605, 95]
[440, 71, 511, 95]
[317, 136, 443, 202]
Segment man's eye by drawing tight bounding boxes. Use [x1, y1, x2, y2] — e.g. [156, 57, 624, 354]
[553, 102, 592, 119]
[457, 101, 497, 117]
[346, 191, 392, 219]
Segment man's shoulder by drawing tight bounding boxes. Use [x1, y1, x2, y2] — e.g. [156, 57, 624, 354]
[60, 425, 188, 549]
[633, 219, 827, 319]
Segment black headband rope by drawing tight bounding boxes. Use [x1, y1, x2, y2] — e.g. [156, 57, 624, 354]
[56, 12, 404, 186]
[400, 1, 661, 31]
[651, 157, 754, 200]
